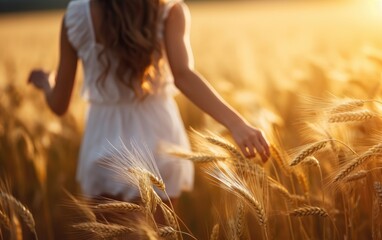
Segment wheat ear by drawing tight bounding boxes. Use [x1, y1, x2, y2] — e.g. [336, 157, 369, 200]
[329, 100, 365, 114]
[158, 226, 177, 238]
[270, 144, 290, 175]
[95, 202, 143, 212]
[0, 192, 35, 233]
[160, 204, 177, 229]
[210, 224, 219, 240]
[235, 201, 246, 239]
[290, 141, 327, 166]
[290, 206, 328, 217]
[232, 186, 266, 226]
[334, 154, 374, 182]
[374, 182, 382, 207]
[301, 156, 320, 167]
[0, 209, 10, 229]
[328, 110, 377, 123]
[205, 136, 246, 162]
[343, 170, 367, 183]
[73, 222, 132, 238]
[130, 167, 165, 191]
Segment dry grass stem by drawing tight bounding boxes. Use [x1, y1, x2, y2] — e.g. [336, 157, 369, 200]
[290, 141, 327, 166]
[328, 110, 377, 123]
[290, 206, 329, 217]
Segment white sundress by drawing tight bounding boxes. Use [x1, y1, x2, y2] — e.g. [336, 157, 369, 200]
[64, 0, 194, 200]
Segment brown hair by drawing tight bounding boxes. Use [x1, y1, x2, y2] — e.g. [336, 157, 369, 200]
[97, 0, 162, 95]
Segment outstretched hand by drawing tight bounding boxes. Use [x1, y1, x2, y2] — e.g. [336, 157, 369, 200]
[28, 69, 52, 93]
[229, 122, 270, 162]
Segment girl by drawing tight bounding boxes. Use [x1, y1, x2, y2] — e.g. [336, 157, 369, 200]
[28, 0, 270, 206]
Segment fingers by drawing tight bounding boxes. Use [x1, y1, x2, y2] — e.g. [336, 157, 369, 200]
[238, 131, 270, 163]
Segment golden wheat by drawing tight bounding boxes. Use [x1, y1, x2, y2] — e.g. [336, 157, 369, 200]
[158, 226, 177, 238]
[73, 222, 133, 238]
[235, 201, 245, 239]
[130, 167, 165, 191]
[290, 206, 328, 217]
[374, 182, 382, 207]
[301, 156, 320, 167]
[334, 154, 374, 182]
[328, 110, 377, 123]
[270, 144, 291, 175]
[0, 192, 36, 233]
[209, 224, 219, 240]
[0, 209, 10, 229]
[290, 141, 327, 166]
[343, 170, 367, 183]
[329, 100, 365, 114]
[160, 204, 177, 229]
[232, 186, 266, 226]
[205, 136, 246, 162]
[95, 202, 143, 212]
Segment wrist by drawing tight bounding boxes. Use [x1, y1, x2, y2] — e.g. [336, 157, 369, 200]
[224, 116, 248, 133]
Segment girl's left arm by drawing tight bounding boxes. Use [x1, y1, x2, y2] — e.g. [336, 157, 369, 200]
[28, 16, 78, 116]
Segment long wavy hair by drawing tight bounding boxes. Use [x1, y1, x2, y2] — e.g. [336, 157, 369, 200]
[97, 0, 162, 95]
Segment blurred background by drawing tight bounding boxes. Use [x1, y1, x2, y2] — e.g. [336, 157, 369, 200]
[1, 0, 382, 239]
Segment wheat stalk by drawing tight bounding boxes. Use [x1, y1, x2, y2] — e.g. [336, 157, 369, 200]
[290, 206, 328, 217]
[328, 110, 377, 123]
[290, 141, 327, 166]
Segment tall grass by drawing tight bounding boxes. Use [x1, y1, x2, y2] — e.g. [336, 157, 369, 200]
[1, 1, 382, 239]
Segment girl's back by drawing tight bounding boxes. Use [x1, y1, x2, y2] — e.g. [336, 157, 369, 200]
[64, 0, 194, 201]
[65, 0, 178, 103]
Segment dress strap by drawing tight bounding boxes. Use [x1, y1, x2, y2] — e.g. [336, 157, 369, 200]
[85, 0, 97, 46]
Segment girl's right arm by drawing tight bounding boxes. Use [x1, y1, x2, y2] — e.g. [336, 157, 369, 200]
[164, 2, 270, 162]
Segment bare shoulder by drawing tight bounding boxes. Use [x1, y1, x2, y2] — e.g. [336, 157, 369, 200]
[167, 1, 191, 22]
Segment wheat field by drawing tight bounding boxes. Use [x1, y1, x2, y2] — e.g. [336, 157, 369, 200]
[1, 0, 382, 239]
